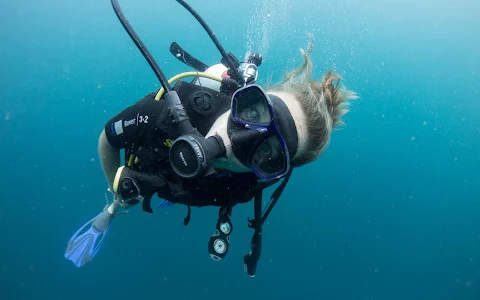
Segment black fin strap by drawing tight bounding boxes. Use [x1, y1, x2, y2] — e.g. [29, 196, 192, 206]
[184, 206, 191, 226]
[261, 168, 293, 225]
[170, 42, 209, 72]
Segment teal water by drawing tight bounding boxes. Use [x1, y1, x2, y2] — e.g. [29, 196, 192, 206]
[1, 0, 479, 299]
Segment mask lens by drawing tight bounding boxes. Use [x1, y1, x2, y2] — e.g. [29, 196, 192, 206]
[233, 86, 271, 125]
[250, 135, 287, 177]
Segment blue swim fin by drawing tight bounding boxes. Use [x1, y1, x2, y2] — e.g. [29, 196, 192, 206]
[156, 199, 175, 209]
[64, 209, 115, 267]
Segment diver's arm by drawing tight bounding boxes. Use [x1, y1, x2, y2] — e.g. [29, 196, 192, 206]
[98, 129, 134, 211]
[100, 93, 170, 210]
[98, 129, 120, 192]
[99, 92, 162, 190]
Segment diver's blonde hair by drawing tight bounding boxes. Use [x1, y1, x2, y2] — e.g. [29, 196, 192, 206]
[268, 34, 358, 167]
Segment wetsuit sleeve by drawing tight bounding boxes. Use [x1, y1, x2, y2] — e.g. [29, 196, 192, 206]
[104, 92, 169, 149]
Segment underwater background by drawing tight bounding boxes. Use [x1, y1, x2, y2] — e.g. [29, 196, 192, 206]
[1, 0, 479, 299]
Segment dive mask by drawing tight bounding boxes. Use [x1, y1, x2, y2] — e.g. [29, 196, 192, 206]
[228, 84, 298, 180]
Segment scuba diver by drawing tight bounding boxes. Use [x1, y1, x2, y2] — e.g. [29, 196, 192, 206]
[64, 0, 358, 277]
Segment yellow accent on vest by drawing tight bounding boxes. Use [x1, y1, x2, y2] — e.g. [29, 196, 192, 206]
[163, 139, 174, 147]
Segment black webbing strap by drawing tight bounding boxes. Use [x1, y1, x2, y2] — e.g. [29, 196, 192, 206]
[244, 189, 263, 277]
[243, 168, 294, 277]
[261, 168, 293, 224]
